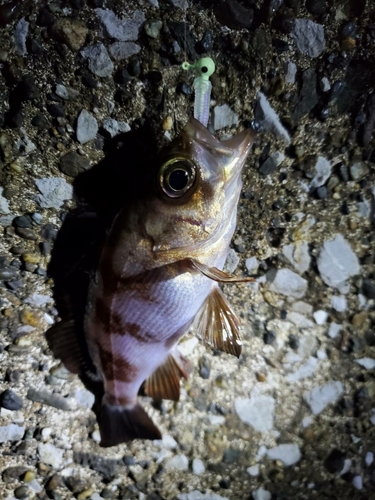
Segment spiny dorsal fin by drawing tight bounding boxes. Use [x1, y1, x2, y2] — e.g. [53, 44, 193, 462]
[144, 349, 192, 402]
[188, 258, 255, 283]
[193, 286, 242, 358]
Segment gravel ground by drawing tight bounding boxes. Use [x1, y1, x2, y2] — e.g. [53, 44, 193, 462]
[0, 0, 375, 499]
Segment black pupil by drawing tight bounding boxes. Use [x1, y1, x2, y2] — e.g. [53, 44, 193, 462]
[169, 168, 189, 191]
[201, 66, 208, 73]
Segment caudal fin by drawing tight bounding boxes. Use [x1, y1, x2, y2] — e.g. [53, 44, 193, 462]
[99, 402, 161, 447]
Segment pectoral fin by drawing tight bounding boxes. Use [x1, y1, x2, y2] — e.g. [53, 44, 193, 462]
[144, 349, 193, 402]
[187, 258, 255, 283]
[192, 286, 242, 358]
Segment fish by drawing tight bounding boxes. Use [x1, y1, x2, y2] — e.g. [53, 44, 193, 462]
[47, 117, 255, 447]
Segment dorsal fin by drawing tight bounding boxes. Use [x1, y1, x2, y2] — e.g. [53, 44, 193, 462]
[192, 286, 242, 358]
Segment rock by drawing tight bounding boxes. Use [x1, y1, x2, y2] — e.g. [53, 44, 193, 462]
[247, 465, 259, 476]
[212, 0, 253, 30]
[0, 187, 10, 214]
[144, 19, 163, 38]
[213, 104, 239, 130]
[331, 295, 347, 312]
[313, 310, 328, 325]
[306, 0, 327, 15]
[365, 452, 374, 467]
[49, 18, 88, 51]
[292, 19, 325, 58]
[74, 389, 95, 409]
[13, 215, 32, 228]
[267, 268, 308, 298]
[109, 41, 141, 60]
[14, 18, 29, 56]
[169, 0, 189, 8]
[235, 395, 275, 432]
[355, 358, 375, 370]
[27, 388, 70, 411]
[95, 8, 145, 41]
[81, 44, 114, 77]
[263, 330, 276, 345]
[0, 389, 23, 410]
[304, 381, 344, 415]
[267, 444, 301, 466]
[310, 156, 331, 189]
[35, 177, 73, 209]
[2, 466, 29, 483]
[153, 434, 177, 449]
[362, 279, 375, 299]
[225, 248, 239, 273]
[0, 424, 25, 442]
[288, 312, 314, 329]
[259, 157, 277, 176]
[320, 77, 331, 92]
[353, 475, 363, 490]
[165, 455, 189, 471]
[252, 488, 271, 500]
[59, 151, 90, 177]
[286, 356, 319, 382]
[284, 61, 297, 84]
[178, 492, 229, 500]
[192, 458, 205, 475]
[38, 443, 64, 469]
[292, 67, 318, 122]
[324, 449, 345, 473]
[102, 118, 130, 138]
[349, 161, 370, 181]
[245, 257, 258, 272]
[317, 235, 360, 290]
[255, 92, 290, 144]
[282, 242, 311, 274]
[47, 103, 65, 118]
[76, 110, 98, 144]
[328, 322, 342, 339]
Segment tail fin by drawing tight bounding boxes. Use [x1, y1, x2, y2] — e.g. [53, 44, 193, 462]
[99, 402, 161, 447]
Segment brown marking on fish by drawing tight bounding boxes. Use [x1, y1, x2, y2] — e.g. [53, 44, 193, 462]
[104, 393, 133, 406]
[94, 297, 110, 327]
[99, 347, 137, 383]
[110, 319, 156, 343]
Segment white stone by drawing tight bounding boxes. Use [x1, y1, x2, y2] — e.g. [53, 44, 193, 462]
[91, 430, 101, 443]
[292, 19, 325, 58]
[213, 104, 239, 130]
[25, 293, 53, 307]
[178, 337, 199, 356]
[256, 445, 268, 459]
[77, 109, 98, 144]
[317, 234, 360, 290]
[28, 479, 43, 493]
[235, 395, 275, 432]
[313, 310, 328, 325]
[287, 312, 314, 329]
[38, 443, 64, 469]
[74, 389, 95, 409]
[95, 8, 145, 41]
[272, 151, 285, 167]
[81, 43, 114, 78]
[153, 434, 178, 449]
[297, 335, 317, 358]
[355, 358, 375, 370]
[252, 487, 272, 500]
[257, 92, 291, 144]
[247, 465, 259, 476]
[177, 492, 229, 500]
[302, 416, 313, 428]
[317, 349, 327, 360]
[353, 475, 363, 490]
[102, 118, 131, 138]
[14, 18, 29, 56]
[291, 301, 313, 315]
[320, 77, 331, 92]
[245, 257, 258, 272]
[310, 157, 331, 188]
[365, 452, 374, 467]
[208, 415, 225, 425]
[267, 443, 301, 466]
[35, 177, 73, 209]
[192, 458, 205, 475]
[165, 454, 189, 471]
[41, 427, 52, 441]
[284, 61, 297, 84]
[340, 458, 352, 476]
[328, 322, 342, 339]
[282, 242, 311, 274]
[331, 295, 347, 312]
[286, 357, 319, 382]
[0, 187, 10, 214]
[267, 268, 307, 298]
[304, 381, 344, 415]
[109, 41, 141, 60]
[225, 248, 239, 273]
[370, 409, 375, 425]
[0, 424, 25, 442]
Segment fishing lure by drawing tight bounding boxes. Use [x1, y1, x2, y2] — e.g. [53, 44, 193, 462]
[182, 57, 215, 128]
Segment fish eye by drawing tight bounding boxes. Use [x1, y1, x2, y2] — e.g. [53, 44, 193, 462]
[158, 158, 197, 199]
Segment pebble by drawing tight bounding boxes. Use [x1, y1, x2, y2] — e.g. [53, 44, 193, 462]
[263, 330, 276, 344]
[245, 257, 258, 272]
[349, 161, 369, 181]
[27, 388, 71, 411]
[0, 424, 25, 442]
[0, 389, 23, 410]
[362, 279, 375, 299]
[81, 44, 114, 77]
[0, 187, 11, 214]
[38, 443, 64, 469]
[282, 242, 311, 274]
[247, 465, 259, 477]
[365, 452, 374, 467]
[35, 177, 73, 209]
[355, 358, 375, 370]
[259, 157, 277, 176]
[324, 449, 345, 473]
[292, 19, 325, 58]
[144, 19, 163, 38]
[74, 389, 95, 409]
[13, 215, 32, 228]
[59, 151, 90, 177]
[331, 295, 347, 312]
[95, 8, 145, 41]
[328, 322, 342, 339]
[353, 475, 363, 490]
[286, 356, 319, 382]
[320, 77, 331, 92]
[14, 18, 29, 57]
[109, 41, 141, 61]
[235, 395, 275, 432]
[213, 104, 239, 130]
[267, 268, 308, 298]
[192, 458, 205, 475]
[16, 227, 37, 240]
[76, 109, 98, 144]
[267, 443, 301, 466]
[102, 118, 130, 138]
[310, 156, 331, 188]
[313, 310, 328, 325]
[284, 60, 297, 84]
[225, 248, 239, 273]
[256, 92, 290, 144]
[14, 485, 28, 499]
[153, 434, 178, 449]
[317, 234, 360, 290]
[252, 488, 271, 500]
[304, 380, 344, 415]
[165, 454, 189, 471]
[178, 492, 229, 500]
[49, 18, 88, 51]
[31, 212, 43, 224]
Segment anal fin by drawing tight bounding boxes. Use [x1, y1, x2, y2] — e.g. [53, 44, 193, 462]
[144, 349, 192, 402]
[192, 286, 242, 358]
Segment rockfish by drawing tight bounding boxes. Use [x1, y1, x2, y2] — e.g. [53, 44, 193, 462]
[48, 117, 255, 447]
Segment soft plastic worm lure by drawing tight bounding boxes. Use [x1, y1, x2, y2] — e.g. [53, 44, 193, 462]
[182, 57, 215, 128]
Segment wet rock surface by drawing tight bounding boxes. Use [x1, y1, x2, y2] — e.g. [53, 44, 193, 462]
[0, 1, 375, 499]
